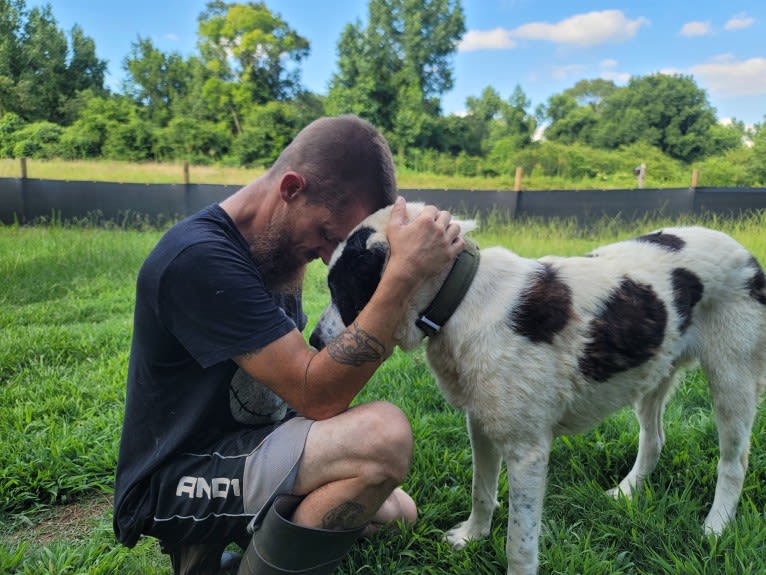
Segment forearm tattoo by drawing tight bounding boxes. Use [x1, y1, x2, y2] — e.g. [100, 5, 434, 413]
[326, 321, 386, 367]
[321, 500, 366, 529]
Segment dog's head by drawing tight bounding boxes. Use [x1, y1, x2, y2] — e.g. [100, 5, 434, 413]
[309, 202, 476, 352]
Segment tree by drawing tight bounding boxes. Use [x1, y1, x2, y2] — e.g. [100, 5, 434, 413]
[14, 4, 69, 122]
[197, 1, 309, 105]
[593, 74, 717, 162]
[0, 0, 24, 116]
[0, 0, 106, 123]
[538, 79, 617, 145]
[326, 0, 465, 140]
[124, 37, 196, 125]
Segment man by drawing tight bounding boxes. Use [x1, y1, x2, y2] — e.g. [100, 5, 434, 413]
[113, 114, 464, 574]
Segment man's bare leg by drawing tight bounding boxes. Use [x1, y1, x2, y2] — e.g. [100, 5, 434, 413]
[290, 401, 416, 530]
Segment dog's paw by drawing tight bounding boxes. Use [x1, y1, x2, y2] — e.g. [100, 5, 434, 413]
[444, 521, 489, 549]
[606, 484, 635, 500]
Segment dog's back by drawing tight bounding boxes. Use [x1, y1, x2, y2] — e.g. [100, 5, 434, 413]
[431, 226, 766, 431]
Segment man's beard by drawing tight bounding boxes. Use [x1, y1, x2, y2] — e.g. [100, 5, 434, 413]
[249, 213, 306, 295]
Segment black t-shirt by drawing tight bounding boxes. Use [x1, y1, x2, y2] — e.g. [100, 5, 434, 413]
[113, 204, 306, 546]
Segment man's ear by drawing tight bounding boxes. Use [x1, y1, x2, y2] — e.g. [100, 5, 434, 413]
[279, 172, 305, 203]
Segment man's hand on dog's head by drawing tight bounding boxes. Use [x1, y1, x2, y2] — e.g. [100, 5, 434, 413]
[385, 198, 464, 291]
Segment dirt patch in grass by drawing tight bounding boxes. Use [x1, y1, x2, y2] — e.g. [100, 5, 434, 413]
[5, 492, 113, 547]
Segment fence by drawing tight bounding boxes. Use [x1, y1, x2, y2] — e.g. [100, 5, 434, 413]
[1, 177, 765, 227]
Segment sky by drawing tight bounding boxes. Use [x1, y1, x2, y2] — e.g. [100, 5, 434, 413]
[27, 0, 766, 127]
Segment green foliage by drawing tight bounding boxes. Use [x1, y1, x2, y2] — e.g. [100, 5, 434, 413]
[10, 121, 62, 159]
[0, 1, 106, 124]
[748, 125, 766, 184]
[326, 0, 465, 140]
[232, 101, 302, 166]
[0, 111, 25, 157]
[2, 215, 766, 573]
[542, 74, 721, 164]
[0, 0, 763, 182]
[154, 116, 232, 163]
[197, 1, 309, 105]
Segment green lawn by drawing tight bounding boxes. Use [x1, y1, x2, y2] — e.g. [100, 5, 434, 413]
[1, 212, 765, 574]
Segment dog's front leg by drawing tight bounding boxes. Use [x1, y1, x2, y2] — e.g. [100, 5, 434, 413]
[445, 412, 502, 548]
[503, 437, 552, 575]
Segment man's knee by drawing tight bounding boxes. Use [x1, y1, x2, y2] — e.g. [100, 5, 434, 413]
[354, 401, 413, 483]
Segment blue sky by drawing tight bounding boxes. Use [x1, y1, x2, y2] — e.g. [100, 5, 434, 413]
[28, 0, 766, 126]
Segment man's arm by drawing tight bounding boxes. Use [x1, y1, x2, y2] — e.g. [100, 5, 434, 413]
[234, 198, 463, 421]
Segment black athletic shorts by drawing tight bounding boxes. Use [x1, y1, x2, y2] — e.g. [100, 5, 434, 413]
[143, 415, 313, 548]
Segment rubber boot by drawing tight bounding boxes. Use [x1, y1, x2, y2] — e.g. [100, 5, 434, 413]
[166, 543, 235, 575]
[238, 495, 365, 574]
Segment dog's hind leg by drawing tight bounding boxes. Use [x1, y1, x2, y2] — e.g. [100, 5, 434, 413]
[702, 362, 763, 535]
[445, 413, 502, 549]
[608, 372, 679, 500]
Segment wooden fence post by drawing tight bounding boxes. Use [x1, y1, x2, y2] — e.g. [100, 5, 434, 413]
[634, 163, 646, 189]
[514, 166, 523, 192]
[690, 169, 699, 190]
[183, 161, 190, 185]
[20, 157, 27, 179]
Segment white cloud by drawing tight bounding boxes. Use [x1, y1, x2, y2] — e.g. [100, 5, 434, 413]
[690, 54, 766, 97]
[600, 58, 618, 68]
[724, 13, 754, 31]
[163, 33, 179, 42]
[458, 10, 648, 52]
[512, 10, 649, 46]
[458, 28, 516, 52]
[551, 64, 587, 80]
[680, 21, 712, 37]
[600, 70, 631, 83]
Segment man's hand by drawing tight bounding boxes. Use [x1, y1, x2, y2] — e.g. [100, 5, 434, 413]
[385, 196, 464, 292]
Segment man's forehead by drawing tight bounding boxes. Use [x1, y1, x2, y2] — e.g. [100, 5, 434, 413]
[331, 202, 372, 235]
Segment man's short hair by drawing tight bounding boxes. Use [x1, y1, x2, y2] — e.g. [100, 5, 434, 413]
[270, 115, 397, 214]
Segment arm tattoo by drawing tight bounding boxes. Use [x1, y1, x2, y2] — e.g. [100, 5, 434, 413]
[326, 321, 386, 367]
[321, 500, 366, 529]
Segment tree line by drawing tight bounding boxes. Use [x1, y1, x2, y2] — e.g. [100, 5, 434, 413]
[1, 0, 765, 186]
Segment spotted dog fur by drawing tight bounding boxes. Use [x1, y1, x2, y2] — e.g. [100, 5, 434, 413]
[310, 203, 766, 575]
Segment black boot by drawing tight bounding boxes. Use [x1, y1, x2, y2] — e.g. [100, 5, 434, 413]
[238, 495, 366, 574]
[163, 542, 241, 575]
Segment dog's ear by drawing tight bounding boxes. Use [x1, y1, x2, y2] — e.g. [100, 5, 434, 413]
[328, 226, 389, 326]
[455, 217, 478, 236]
[403, 201, 478, 236]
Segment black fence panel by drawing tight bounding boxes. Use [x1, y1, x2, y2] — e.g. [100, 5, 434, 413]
[186, 183, 240, 214]
[0, 177, 764, 226]
[0, 178, 23, 224]
[694, 187, 766, 216]
[517, 188, 695, 223]
[18, 179, 187, 224]
[394, 188, 518, 220]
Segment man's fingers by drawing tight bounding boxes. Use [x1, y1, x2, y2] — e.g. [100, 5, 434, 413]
[389, 196, 408, 226]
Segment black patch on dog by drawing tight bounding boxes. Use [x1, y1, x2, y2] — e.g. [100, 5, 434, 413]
[747, 255, 766, 305]
[635, 231, 686, 252]
[327, 227, 387, 326]
[671, 267, 704, 333]
[579, 277, 667, 382]
[509, 263, 572, 343]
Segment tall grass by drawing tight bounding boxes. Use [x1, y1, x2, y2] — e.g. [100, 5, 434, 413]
[1, 212, 765, 574]
[0, 158, 684, 190]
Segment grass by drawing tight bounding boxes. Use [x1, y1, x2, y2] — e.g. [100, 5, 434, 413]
[1, 212, 765, 574]
[1, 157, 675, 190]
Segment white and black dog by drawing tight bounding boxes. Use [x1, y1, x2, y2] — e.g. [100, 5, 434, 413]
[309, 202, 766, 575]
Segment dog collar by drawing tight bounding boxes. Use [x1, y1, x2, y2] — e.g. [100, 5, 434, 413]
[415, 238, 480, 338]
